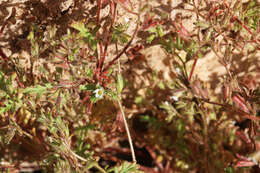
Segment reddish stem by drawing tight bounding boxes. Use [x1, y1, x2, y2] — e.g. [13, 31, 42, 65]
[103, 15, 140, 72]
[98, 2, 117, 74]
[188, 55, 198, 81]
[146, 146, 164, 170]
[97, 0, 101, 25]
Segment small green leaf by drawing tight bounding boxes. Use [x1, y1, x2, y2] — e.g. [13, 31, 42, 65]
[71, 22, 98, 50]
[148, 27, 157, 33]
[0, 107, 7, 114]
[68, 55, 74, 61]
[147, 34, 156, 43]
[23, 84, 52, 95]
[105, 89, 118, 100]
[158, 81, 165, 89]
[224, 167, 235, 173]
[117, 74, 124, 94]
[134, 96, 143, 104]
[119, 33, 130, 44]
[156, 25, 164, 37]
[108, 162, 140, 173]
[86, 69, 94, 77]
[176, 35, 183, 50]
[71, 22, 89, 34]
[198, 52, 203, 59]
[86, 160, 98, 170]
[90, 95, 97, 103]
[194, 21, 210, 28]
[79, 84, 96, 91]
[28, 31, 34, 41]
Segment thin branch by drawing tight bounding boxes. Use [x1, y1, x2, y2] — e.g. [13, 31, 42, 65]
[103, 15, 140, 72]
[117, 99, 136, 163]
[116, 57, 136, 163]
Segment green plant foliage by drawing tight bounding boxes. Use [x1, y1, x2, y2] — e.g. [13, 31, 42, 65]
[112, 24, 131, 44]
[71, 22, 98, 50]
[108, 162, 143, 173]
[0, 0, 259, 172]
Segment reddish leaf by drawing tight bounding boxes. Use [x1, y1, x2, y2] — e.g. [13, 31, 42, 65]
[100, 70, 113, 87]
[235, 130, 251, 144]
[80, 92, 90, 104]
[112, 110, 125, 133]
[241, 75, 257, 91]
[178, 23, 191, 39]
[223, 83, 231, 102]
[86, 102, 93, 115]
[56, 62, 70, 69]
[126, 44, 144, 61]
[142, 13, 162, 30]
[191, 79, 209, 99]
[232, 94, 250, 113]
[235, 160, 256, 167]
[56, 91, 61, 108]
[16, 77, 25, 88]
[235, 153, 257, 168]
[172, 21, 191, 40]
[80, 91, 93, 115]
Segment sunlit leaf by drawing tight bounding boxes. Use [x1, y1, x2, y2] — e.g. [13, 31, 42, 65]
[23, 84, 52, 95]
[117, 74, 124, 94]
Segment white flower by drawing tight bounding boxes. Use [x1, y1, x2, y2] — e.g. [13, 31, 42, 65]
[94, 88, 104, 99]
[170, 90, 185, 101]
[170, 95, 179, 101]
[124, 17, 129, 23]
[175, 68, 181, 74]
[164, 101, 170, 105]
